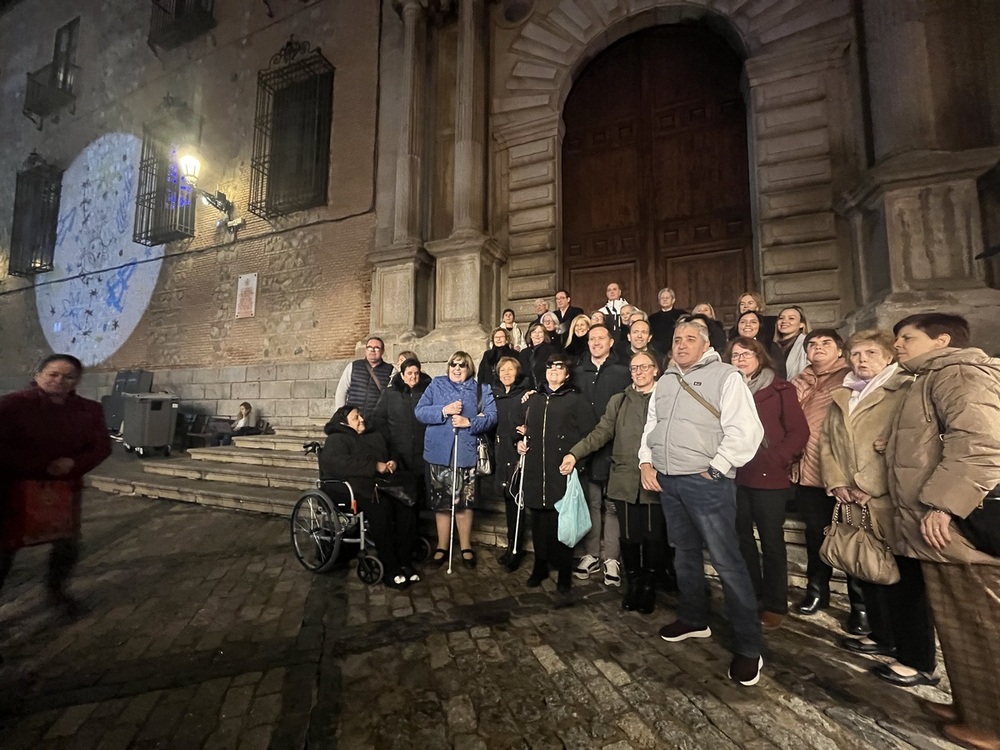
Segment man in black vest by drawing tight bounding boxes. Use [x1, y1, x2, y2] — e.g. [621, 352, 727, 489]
[334, 336, 394, 420]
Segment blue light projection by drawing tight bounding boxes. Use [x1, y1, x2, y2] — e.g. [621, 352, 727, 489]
[36, 133, 165, 366]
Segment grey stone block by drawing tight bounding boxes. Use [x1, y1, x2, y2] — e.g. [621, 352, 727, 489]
[290, 380, 326, 399]
[233, 381, 261, 400]
[218, 366, 247, 383]
[276, 363, 311, 381]
[260, 381, 292, 399]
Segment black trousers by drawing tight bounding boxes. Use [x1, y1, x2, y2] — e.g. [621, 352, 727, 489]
[0, 538, 80, 595]
[796, 484, 864, 606]
[736, 486, 793, 614]
[860, 555, 937, 672]
[359, 492, 416, 578]
[529, 509, 572, 573]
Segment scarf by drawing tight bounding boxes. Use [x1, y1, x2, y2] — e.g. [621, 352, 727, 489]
[744, 366, 775, 395]
[845, 363, 898, 414]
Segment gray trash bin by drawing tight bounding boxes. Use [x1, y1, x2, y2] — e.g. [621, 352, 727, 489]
[122, 393, 179, 457]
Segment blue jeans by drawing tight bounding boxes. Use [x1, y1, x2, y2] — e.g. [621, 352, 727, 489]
[659, 472, 762, 658]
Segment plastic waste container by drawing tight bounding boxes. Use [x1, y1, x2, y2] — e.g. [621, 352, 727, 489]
[121, 393, 179, 457]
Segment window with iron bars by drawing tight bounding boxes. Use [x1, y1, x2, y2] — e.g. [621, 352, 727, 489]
[148, 0, 216, 51]
[9, 153, 63, 277]
[133, 103, 199, 246]
[249, 38, 335, 220]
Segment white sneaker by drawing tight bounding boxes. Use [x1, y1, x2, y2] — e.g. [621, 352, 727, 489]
[573, 554, 600, 580]
[603, 559, 622, 587]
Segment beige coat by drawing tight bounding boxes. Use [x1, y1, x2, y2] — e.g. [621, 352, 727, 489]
[820, 372, 911, 549]
[792, 363, 851, 487]
[886, 347, 1000, 565]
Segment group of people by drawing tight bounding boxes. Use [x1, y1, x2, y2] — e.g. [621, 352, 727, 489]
[3, 295, 999, 749]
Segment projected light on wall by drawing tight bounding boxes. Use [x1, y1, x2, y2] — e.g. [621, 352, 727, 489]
[36, 132, 165, 366]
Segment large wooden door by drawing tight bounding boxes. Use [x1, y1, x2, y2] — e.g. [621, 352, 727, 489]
[562, 26, 753, 326]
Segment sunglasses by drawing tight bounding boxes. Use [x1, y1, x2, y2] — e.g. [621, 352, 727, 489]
[546, 362, 568, 370]
[448, 361, 467, 368]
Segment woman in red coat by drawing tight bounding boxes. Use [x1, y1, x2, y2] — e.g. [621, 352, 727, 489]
[724, 337, 810, 630]
[0, 354, 112, 617]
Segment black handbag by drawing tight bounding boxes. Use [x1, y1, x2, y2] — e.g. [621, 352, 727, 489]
[953, 486, 1000, 557]
[374, 475, 417, 507]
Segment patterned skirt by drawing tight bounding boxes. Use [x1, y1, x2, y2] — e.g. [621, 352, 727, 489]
[425, 463, 477, 512]
[922, 561, 1000, 735]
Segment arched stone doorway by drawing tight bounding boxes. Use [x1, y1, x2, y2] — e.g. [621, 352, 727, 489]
[561, 25, 752, 323]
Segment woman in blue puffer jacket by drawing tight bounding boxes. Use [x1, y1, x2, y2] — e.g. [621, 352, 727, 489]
[416, 350, 497, 569]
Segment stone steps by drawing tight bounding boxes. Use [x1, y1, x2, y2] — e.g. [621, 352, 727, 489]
[187, 446, 318, 470]
[273, 424, 327, 439]
[142, 457, 316, 490]
[231, 434, 315, 451]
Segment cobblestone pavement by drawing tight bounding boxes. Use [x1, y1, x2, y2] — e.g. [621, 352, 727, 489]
[0, 491, 963, 750]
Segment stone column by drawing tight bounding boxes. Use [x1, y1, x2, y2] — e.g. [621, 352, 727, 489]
[839, 1, 1000, 351]
[421, 0, 505, 363]
[369, 0, 433, 345]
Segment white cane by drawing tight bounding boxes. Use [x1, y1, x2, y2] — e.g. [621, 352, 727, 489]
[512, 442, 527, 554]
[447, 427, 460, 575]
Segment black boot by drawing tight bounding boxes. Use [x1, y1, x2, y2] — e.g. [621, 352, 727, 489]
[845, 605, 871, 635]
[620, 543, 641, 611]
[526, 559, 549, 587]
[557, 566, 572, 593]
[636, 570, 656, 615]
[796, 580, 829, 615]
[506, 551, 525, 572]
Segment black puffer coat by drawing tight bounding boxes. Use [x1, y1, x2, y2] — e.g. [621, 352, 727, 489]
[521, 386, 596, 510]
[478, 345, 518, 388]
[518, 341, 556, 391]
[491, 382, 528, 495]
[371, 372, 431, 475]
[318, 422, 389, 499]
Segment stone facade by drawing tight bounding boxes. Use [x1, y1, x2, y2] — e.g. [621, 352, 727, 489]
[1, 0, 999, 400]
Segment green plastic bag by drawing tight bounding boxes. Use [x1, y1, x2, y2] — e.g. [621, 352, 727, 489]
[555, 469, 591, 547]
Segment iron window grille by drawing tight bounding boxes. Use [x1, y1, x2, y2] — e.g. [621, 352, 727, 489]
[23, 17, 80, 129]
[133, 97, 200, 246]
[249, 36, 335, 219]
[148, 0, 216, 51]
[9, 152, 63, 277]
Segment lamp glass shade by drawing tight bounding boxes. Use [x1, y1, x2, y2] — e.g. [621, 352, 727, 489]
[178, 152, 201, 187]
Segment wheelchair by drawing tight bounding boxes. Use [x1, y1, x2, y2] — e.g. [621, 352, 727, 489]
[289, 442, 431, 583]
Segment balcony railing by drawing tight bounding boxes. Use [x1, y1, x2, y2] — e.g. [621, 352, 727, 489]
[148, 0, 216, 50]
[23, 61, 78, 129]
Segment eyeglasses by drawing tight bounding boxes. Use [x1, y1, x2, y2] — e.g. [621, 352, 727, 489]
[366, 345, 383, 351]
[546, 362, 567, 370]
[730, 352, 756, 361]
[629, 364, 655, 373]
[448, 361, 467, 369]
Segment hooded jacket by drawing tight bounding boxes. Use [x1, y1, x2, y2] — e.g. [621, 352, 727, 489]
[371, 372, 431, 475]
[318, 421, 389, 499]
[886, 347, 1000, 565]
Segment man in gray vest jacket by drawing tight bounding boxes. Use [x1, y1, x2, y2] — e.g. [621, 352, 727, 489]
[639, 317, 765, 686]
[334, 337, 394, 420]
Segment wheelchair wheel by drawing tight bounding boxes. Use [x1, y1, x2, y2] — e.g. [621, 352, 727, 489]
[290, 491, 342, 573]
[356, 554, 384, 585]
[414, 536, 433, 563]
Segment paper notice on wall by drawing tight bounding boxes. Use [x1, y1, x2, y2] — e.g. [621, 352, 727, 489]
[236, 273, 258, 319]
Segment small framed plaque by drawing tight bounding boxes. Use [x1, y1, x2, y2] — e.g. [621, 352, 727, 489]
[236, 273, 258, 319]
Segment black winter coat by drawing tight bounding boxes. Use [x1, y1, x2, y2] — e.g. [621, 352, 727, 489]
[478, 345, 518, 388]
[371, 373, 430, 475]
[491, 382, 528, 495]
[521, 386, 596, 510]
[318, 422, 389, 499]
[518, 342, 556, 390]
[573, 358, 631, 481]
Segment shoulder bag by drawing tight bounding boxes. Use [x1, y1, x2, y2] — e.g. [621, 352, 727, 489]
[820, 500, 900, 585]
[475, 382, 493, 476]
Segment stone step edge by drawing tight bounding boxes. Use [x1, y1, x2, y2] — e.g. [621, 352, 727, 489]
[142, 460, 316, 490]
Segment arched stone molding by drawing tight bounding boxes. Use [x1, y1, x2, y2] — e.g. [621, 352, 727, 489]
[491, 0, 863, 326]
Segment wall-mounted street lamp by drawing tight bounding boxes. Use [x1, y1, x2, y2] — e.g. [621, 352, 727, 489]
[177, 150, 245, 235]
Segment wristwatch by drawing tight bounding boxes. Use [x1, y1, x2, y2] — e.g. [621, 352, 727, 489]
[708, 466, 724, 481]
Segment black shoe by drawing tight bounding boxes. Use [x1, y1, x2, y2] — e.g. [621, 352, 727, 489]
[729, 654, 764, 687]
[430, 549, 448, 568]
[526, 561, 549, 588]
[385, 573, 411, 590]
[796, 593, 828, 615]
[840, 637, 895, 657]
[48, 591, 88, 620]
[870, 663, 940, 687]
[401, 565, 421, 584]
[556, 572, 571, 594]
[461, 549, 477, 569]
[845, 606, 871, 636]
[497, 550, 513, 568]
[505, 552, 524, 573]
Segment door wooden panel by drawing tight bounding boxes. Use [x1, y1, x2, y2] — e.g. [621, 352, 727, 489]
[562, 25, 753, 323]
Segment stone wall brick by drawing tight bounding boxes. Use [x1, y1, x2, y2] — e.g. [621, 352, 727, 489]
[218, 367, 247, 384]
[291, 381, 327, 399]
[309, 399, 337, 418]
[308, 362, 348, 381]
[276, 363, 311, 381]
[232, 382, 261, 400]
[260, 381, 293, 400]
